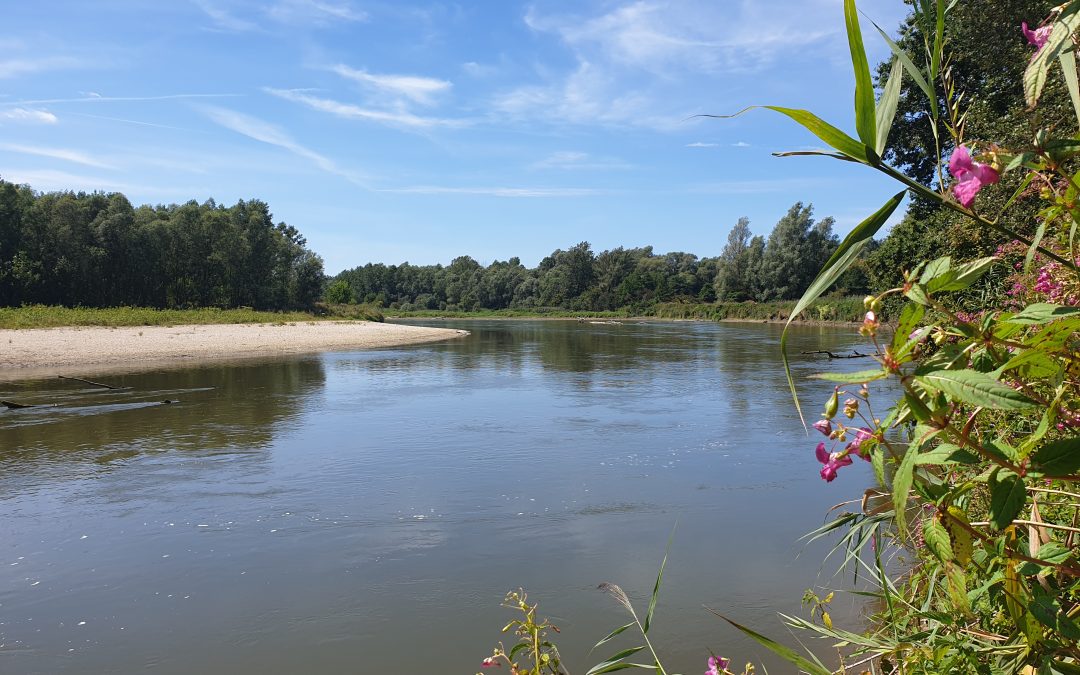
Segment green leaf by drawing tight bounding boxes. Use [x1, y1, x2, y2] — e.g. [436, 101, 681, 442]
[933, 257, 995, 292]
[892, 438, 920, 535]
[892, 302, 925, 352]
[914, 444, 978, 466]
[710, 613, 832, 675]
[703, 106, 873, 163]
[585, 646, 646, 675]
[905, 283, 931, 306]
[1025, 219, 1049, 275]
[1029, 437, 1080, 477]
[1025, 316, 1080, 347]
[781, 192, 904, 426]
[995, 349, 1062, 380]
[923, 516, 953, 562]
[593, 622, 635, 650]
[844, 0, 876, 149]
[914, 369, 1037, 410]
[1061, 50, 1080, 129]
[644, 529, 674, 634]
[988, 471, 1026, 530]
[871, 19, 937, 119]
[810, 368, 888, 384]
[919, 256, 951, 285]
[1006, 303, 1080, 325]
[875, 57, 903, 155]
[1025, 2, 1080, 107]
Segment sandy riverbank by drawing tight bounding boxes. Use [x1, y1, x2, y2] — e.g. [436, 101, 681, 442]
[0, 321, 467, 380]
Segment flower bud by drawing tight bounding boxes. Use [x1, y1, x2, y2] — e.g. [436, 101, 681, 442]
[823, 389, 839, 419]
[863, 295, 875, 310]
[843, 398, 858, 419]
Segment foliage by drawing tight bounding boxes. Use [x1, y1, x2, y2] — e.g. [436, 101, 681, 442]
[0, 180, 324, 311]
[477, 591, 567, 675]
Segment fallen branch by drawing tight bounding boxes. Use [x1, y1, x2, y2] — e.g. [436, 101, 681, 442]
[57, 375, 125, 390]
[801, 350, 873, 359]
[1, 399, 34, 409]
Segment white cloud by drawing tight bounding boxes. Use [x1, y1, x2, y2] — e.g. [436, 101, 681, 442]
[0, 143, 114, 169]
[0, 169, 193, 196]
[0, 107, 58, 124]
[462, 61, 497, 78]
[200, 105, 367, 186]
[531, 151, 633, 170]
[732, 141, 751, 148]
[266, 0, 367, 25]
[331, 64, 451, 106]
[683, 177, 833, 194]
[686, 142, 717, 148]
[192, 0, 259, 31]
[264, 87, 465, 129]
[13, 93, 240, 105]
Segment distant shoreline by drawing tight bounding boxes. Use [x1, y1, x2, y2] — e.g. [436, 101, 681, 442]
[0, 322, 467, 381]
[388, 314, 862, 327]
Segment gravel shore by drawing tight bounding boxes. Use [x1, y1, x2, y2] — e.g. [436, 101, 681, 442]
[0, 321, 467, 380]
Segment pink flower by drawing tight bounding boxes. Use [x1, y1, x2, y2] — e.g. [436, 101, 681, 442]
[481, 657, 501, 668]
[812, 419, 832, 436]
[844, 427, 874, 461]
[1022, 21, 1052, 51]
[948, 146, 999, 208]
[706, 656, 730, 675]
[816, 442, 853, 482]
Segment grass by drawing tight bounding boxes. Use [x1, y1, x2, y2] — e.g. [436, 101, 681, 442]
[0, 304, 385, 329]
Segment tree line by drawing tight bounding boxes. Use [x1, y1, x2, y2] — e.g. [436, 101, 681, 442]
[0, 178, 324, 310]
[329, 202, 869, 312]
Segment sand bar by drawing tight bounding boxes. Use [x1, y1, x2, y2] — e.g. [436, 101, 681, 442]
[0, 321, 467, 380]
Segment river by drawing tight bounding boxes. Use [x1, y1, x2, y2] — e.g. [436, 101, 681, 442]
[0, 319, 878, 674]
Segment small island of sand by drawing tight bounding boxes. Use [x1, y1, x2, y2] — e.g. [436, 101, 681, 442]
[0, 321, 467, 380]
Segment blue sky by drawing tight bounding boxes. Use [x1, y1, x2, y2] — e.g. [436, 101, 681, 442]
[1, 0, 912, 273]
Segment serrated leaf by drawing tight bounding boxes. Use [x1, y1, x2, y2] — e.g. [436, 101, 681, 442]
[919, 256, 951, 285]
[1025, 219, 1049, 275]
[892, 439, 920, 535]
[945, 506, 973, 566]
[905, 283, 931, 306]
[914, 369, 1037, 410]
[1025, 316, 1080, 347]
[810, 368, 888, 383]
[933, 257, 995, 292]
[844, 0, 877, 149]
[892, 302, 925, 352]
[1029, 437, 1080, 477]
[1006, 303, 1080, 325]
[989, 472, 1026, 530]
[923, 515, 953, 562]
[914, 443, 978, 465]
[1025, 2, 1080, 107]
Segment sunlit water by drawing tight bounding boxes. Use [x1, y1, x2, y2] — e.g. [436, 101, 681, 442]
[0, 320, 879, 674]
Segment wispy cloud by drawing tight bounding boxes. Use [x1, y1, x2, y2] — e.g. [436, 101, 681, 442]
[267, 0, 367, 25]
[7, 93, 241, 105]
[0, 143, 114, 169]
[378, 185, 602, 198]
[732, 141, 751, 148]
[330, 64, 451, 106]
[684, 177, 833, 194]
[0, 107, 57, 124]
[686, 142, 717, 148]
[531, 151, 633, 170]
[0, 56, 83, 79]
[264, 87, 466, 129]
[200, 105, 367, 186]
[192, 0, 259, 32]
[66, 111, 192, 131]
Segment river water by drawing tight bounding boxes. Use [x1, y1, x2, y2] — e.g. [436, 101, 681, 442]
[0, 320, 878, 674]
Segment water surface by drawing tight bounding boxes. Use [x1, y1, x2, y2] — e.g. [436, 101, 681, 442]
[0, 320, 877, 673]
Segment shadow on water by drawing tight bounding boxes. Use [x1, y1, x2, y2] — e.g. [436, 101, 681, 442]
[0, 320, 883, 675]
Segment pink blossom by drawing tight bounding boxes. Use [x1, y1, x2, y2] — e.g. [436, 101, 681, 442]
[949, 146, 1000, 208]
[706, 655, 730, 675]
[1022, 21, 1052, 51]
[845, 428, 874, 461]
[817, 442, 853, 482]
[481, 657, 501, 668]
[812, 419, 832, 436]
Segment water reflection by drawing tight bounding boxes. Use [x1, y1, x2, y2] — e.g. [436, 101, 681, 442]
[0, 321, 880, 675]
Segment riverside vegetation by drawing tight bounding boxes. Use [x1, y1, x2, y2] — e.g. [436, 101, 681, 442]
[476, 1, 1080, 674]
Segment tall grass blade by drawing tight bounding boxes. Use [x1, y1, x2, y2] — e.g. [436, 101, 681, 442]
[845, 0, 877, 149]
[706, 611, 832, 675]
[876, 58, 903, 155]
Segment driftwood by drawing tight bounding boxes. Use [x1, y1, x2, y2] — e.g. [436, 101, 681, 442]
[1, 399, 34, 409]
[57, 375, 126, 390]
[801, 350, 873, 359]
